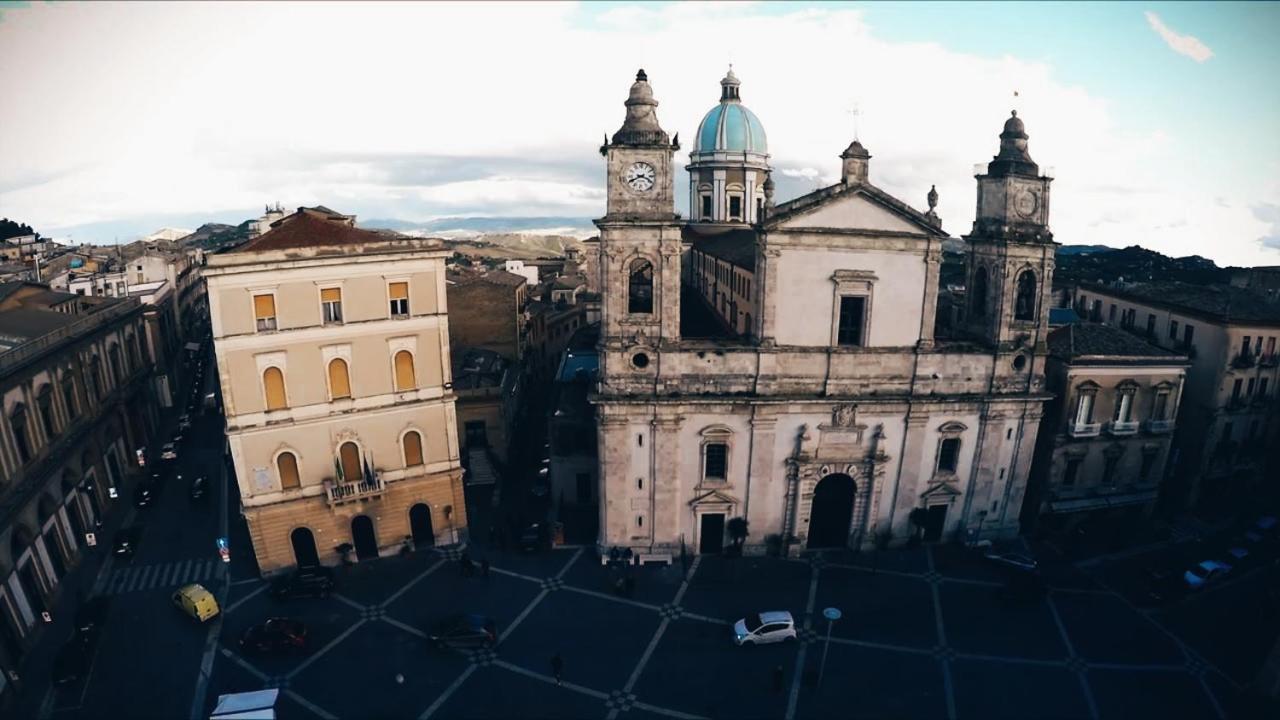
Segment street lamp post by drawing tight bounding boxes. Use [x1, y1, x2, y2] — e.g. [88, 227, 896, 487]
[818, 606, 841, 686]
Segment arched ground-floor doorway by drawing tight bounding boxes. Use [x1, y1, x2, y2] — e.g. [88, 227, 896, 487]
[409, 504, 434, 548]
[290, 527, 319, 567]
[351, 515, 378, 560]
[807, 473, 856, 549]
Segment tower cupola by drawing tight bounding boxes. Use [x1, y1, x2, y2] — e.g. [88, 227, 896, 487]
[687, 67, 771, 225]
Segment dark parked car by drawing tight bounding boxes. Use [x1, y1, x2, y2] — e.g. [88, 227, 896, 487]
[113, 526, 141, 559]
[189, 476, 208, 502]
[270, 566, 335, 600]
[428, 614, 497, 649]
[74, 596, 111, 646]
[52, 642, 89, 685]
[133, 481, 156, 508]
[518, 522, 548, 552]
[239, 617, 308, 655]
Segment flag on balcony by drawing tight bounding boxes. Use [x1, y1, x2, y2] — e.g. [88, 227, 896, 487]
[334, 456, 344, 483]
[363, 455, 374, 484]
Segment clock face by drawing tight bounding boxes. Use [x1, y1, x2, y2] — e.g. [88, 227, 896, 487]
[624, 162, 656, 192]
[1015, 190, 1038, 218]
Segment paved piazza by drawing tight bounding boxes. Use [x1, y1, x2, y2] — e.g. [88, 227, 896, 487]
[206, 543, 1245, 720]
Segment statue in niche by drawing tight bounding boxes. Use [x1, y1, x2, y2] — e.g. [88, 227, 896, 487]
[832, 404, 857, 428]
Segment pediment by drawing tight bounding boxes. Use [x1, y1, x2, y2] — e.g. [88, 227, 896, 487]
[920, 481, 962, 500]
[689, 489, 740, 507]
[772, 185, 941, 236]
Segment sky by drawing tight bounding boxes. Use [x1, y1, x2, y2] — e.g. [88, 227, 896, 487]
[1, 1, 1278, 266]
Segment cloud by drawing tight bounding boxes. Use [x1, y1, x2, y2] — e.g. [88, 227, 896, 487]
[0, 2, 1274, 266]
[1145, 12, 1214, 63]
[1254, 203, 1280, 250]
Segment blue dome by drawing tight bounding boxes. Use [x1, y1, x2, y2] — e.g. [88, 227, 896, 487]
[694, 102, 768, 155]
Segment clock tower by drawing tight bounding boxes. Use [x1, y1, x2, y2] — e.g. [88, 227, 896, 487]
[596, 69, 683, 348]
[963, 111, 1056, 382]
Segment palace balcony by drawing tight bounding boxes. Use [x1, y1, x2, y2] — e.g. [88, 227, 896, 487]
[1068, 422, 1102, 438]
[1259, 353, 1278, 368]
[1144, 419, 1176, 434]
[324, 474, 386, 506]
[1107, 421, 1140, 437]
[1231, 352, 1256, 370]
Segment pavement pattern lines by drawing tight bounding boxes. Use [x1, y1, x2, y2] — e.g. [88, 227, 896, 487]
[211, 544, 1243, 720]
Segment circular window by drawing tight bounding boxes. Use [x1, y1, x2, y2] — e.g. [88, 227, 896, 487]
[1012, 354, 1028, 371]
[631, 352, 650, 369]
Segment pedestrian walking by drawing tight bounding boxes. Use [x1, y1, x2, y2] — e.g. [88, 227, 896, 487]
[772, 664, 784, 694]
[551, 652, 564, 686]
[481, 557, 490, 577]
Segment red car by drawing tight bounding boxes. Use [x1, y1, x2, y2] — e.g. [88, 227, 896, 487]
[239, 618, 308, 655]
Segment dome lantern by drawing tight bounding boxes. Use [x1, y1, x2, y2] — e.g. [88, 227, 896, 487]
[687, 68, 771, 226]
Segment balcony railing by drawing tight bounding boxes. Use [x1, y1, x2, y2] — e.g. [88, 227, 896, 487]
[1259, 353, 1278, 368]
[1068, 422, 1102, 438]
[1144, 419, 1176, 434]
[324, 474, 386, 506]
[1231, 352, 1256, 369]
[1107, 420, 1140, 436]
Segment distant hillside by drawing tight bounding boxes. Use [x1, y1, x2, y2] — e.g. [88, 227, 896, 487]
[178, 221, 253, 249]
[0, 218, 39, 241]
[441, 234, 586, 261]
[1054, 244, 1233, 286]
[363, 216, 595, 240]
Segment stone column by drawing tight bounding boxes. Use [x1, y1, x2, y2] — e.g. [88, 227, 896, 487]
[963, 407, 1007, 539]
[757, 245, 781, 346]
[745, 409, 778, 550]
[890, 411, 932, 540]
[998, 408, 1041, 536]
[597, 414, 631, 550]
[652, 413, 683, 550]
[659, 232, 683, 343]
[918, 246, 941, 350]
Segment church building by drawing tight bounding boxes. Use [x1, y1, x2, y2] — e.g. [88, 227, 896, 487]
[591, 69, 1057, 556]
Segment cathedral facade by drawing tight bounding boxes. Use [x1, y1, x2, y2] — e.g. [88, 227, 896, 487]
[591, 69, 1056, 556]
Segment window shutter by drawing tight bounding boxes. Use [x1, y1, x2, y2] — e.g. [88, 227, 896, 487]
[277, 453, 300, 490]
[263, 367, 287, 410]
[394, 350, 416, 391]
[403, 431, 424, 467]
[389, 282, 409, 300]
[321, 287, 342, 303]
[253, 294, 276, 319]
[339, 442, 361, 482]
[328, 358, 351, 399]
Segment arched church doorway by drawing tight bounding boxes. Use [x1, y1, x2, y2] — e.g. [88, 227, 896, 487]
[807, 473, 856, 549]
[409, 504, 435, 548]
[290, 527, 319, 567]
[351, 515, 378, 560]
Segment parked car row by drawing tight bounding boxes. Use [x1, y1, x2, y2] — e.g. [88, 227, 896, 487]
[52, 597, 112, 686]
[1139, 515, 1279, 605]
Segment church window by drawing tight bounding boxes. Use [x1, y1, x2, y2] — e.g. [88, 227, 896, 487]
[936, 437, 961, 474]
[971, 267, 988, 319]
[1169, 320, 1178, 339]
[1146, 314, 1156, 335]
[836, 296, 866, 347]
[703, 443, 727, 481]
[628, 259, 654, 314]
[1062, 458, 1080, 487]
[728, 195, 742, 221]
[1014, 270, 1037, 321]
[701, 194, 713, 219]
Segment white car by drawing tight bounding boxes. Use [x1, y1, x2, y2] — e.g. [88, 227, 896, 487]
[161, 442, 178, 461]
[733, 611, 797, 646]
[1183, 560, 1231, 590]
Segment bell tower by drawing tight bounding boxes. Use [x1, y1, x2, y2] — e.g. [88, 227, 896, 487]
[596, 69, 683, 350]
[964, 111, 1056, 381]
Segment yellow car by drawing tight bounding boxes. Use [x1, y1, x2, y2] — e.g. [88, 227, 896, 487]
[172, 583, 220, 622]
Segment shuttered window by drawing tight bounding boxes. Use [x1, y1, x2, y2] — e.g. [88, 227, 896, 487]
[394, 350, 416, 391]
[253, 294, 277, 331]
[403, 431, 424, 467]
[321, 287, 343, 324]
[338, 442, 361, 482]
[263, 367, 287, 410]
[277, 452, 300, 490]
[389, 282, 409, 317]
[328, 358, 351, 399]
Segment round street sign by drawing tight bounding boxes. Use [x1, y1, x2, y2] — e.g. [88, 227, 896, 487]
[823, 607, 842, 622]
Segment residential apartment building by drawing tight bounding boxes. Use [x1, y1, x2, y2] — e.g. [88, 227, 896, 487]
[445, 270, 528, 363]
[452, 346, 520, 464]
[0, 285, 158, 706]
[1024, 323, 1189, 537]
[204, 208, 465, 574]
[1071, 282, 1280, 511]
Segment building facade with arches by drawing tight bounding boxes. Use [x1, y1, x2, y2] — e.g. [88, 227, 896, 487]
[0, 288, 157, 702]
[205, 208, 465, 575]
[592, 70, 1056, 557]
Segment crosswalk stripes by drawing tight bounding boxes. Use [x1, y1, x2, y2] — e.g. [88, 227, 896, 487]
[102, 558, 225, 596]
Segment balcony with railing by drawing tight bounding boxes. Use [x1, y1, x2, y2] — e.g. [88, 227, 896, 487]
[324, 474, 386, 506]
[1144, 418, 1176, 434]
[1068, 422, 1102, 438]
[1107, 420, 1140, 436]
[1259, 353, 1278, 368]
[1231, 351, 1256, 370]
